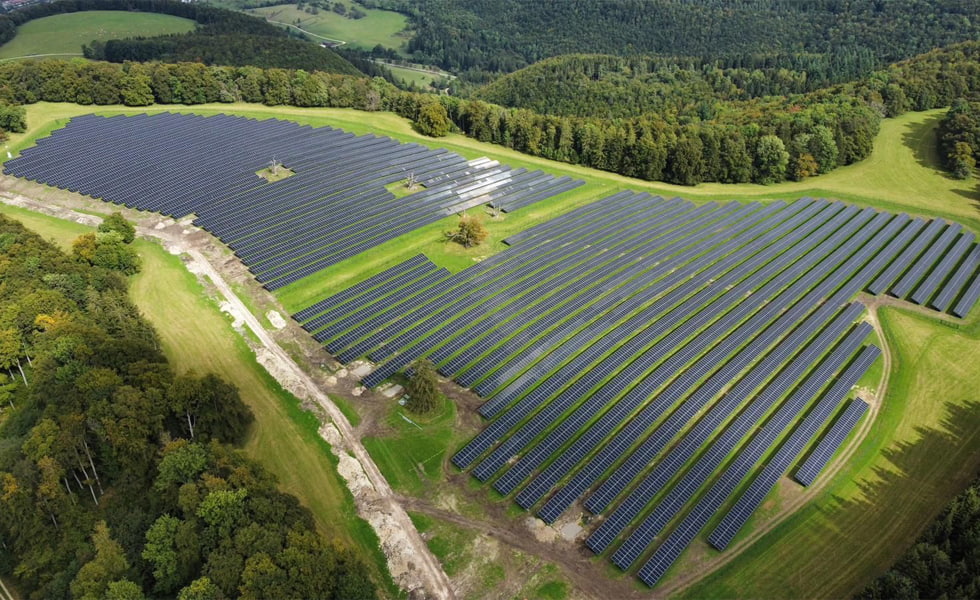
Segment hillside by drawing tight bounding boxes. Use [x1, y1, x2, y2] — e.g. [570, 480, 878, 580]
[381, 0, 980, 76]
[0, 11, 195, 60]
[473, 53, 876, 119]
[0, 0, 362, 74]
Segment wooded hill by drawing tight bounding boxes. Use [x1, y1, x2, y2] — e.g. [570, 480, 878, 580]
[366, 0, 980, 79]
[473, 53, 881, 119]
[0, 215, 377, 599]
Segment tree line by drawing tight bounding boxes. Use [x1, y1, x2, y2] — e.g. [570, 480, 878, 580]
[0, 41, 977, 186]
[937, 98, 980, 179]
[0, 214, 377, 599]
[0, 0, 360, 74]
[859, 473, 980, 599]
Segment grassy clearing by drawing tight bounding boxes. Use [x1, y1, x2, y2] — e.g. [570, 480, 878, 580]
[246, 2, 409, 51]
[384, 63, 445, 89]
[409, 511, 571, 600]
[362, 394, 456, 494]
[0, 11, 195, 59]
[680, 306, 980, 598]
[0, 203, 396, 596]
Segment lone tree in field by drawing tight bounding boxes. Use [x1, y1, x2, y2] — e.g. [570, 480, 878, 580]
[405, 359, 439, 414]
[445, 214, 488, 248]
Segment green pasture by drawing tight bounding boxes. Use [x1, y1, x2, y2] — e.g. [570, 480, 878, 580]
[0, 11, 196, 60]
[246, 2, 409, 51]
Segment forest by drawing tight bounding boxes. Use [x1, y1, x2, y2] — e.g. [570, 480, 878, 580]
[473, 53, 882, 120]
[859, 473, 980, 599]
[363, 0, 980, 80]
[0, 214, 377, 599]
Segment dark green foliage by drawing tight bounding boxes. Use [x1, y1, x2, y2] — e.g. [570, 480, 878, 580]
[938, 98, 980, 179]
[383, 0, 980, 78]
[97, 212, 135, 244]
[0, 215, 377, 599]
[413, 98, 451, 137]
[0, 104, 26, 133]
[72, 231, 141, 275]
[754, 135, 790, 184]
[474, 54, 879, 119]
[166, 372, 254, 445]
[858, 476, 980, 600]
[405, 359, 438, 414]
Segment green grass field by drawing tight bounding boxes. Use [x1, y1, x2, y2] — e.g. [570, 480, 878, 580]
[0, 203, 397, 596]
[362, 395, 458, 495]
[386, 64, 441, 89]
[246, 2, 409, 51]
[6, 100, 980, 597]
[0, 11, 196, 60]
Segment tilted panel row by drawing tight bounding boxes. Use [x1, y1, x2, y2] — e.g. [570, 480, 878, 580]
[794, 398, 869, 487]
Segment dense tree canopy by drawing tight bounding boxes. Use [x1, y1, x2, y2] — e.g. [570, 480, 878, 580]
[938, 98, 980, 179]
[473, 53, 880, 119]
[0, 215, 376, 599]
[860, 474, 980, 599]
[363, 0, 980, 80]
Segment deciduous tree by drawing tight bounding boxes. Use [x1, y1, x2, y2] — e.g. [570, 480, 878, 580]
[445, 214, 488, 248]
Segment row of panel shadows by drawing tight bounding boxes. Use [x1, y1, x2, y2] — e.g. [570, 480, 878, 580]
[292, 193, 978, 586]
[4, 112, 582, 290]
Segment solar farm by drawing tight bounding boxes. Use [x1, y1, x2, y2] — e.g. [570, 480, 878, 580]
[295, 193, 980, 586]
[6, 110, 980, 591]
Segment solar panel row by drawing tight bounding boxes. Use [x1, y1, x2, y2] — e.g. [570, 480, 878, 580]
[362, 202, 759, 389]
[795, 398, 870, 487]
[631, 337, 877, 585]
[469, 203, 865, 481]
[533, 210, 909, 522]
[452, 201, 836, 471]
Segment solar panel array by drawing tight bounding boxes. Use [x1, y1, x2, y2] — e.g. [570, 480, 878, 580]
[4, 113, 583, 290]
[292, 192, 980, 587]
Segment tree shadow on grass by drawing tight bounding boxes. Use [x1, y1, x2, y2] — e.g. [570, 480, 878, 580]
[810, 399, 980, 592]
[901, 112, 946, 172]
